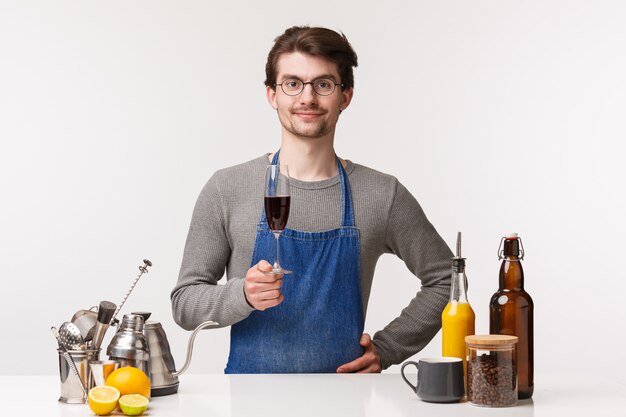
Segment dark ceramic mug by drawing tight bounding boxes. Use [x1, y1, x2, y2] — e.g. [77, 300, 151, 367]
[401, 357, 465, 403]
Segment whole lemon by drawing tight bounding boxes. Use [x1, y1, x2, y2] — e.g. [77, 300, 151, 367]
[105, 366, 151, 399]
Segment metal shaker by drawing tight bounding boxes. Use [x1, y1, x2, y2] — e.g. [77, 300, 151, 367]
[106, 314, 150, 377]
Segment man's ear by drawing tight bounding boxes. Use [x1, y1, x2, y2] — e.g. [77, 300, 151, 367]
[267, 85, 278, 110]
[340, 87, 354, 112]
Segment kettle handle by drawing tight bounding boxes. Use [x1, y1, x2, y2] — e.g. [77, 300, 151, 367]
[172, 320, 219, 377]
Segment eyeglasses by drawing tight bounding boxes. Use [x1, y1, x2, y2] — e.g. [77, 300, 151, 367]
[274, 78, 344, 96]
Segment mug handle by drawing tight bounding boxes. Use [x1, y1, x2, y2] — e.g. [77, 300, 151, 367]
[401, 361, 419, 392]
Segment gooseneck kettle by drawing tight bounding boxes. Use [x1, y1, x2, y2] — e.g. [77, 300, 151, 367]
[143, 320, 219, 396]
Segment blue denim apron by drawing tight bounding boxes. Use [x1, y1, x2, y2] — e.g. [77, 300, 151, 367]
[225, 151, 364, 373]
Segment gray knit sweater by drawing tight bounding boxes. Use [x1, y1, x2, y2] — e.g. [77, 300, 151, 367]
[171, 154, 452, 369]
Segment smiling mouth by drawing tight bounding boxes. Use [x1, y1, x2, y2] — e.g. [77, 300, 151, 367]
[294, 112, 324, 119]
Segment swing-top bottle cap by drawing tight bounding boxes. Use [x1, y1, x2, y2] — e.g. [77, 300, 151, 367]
[499, 233, 524, 259]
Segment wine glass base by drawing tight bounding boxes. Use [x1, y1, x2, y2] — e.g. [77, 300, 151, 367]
[263, 268, 292, 275]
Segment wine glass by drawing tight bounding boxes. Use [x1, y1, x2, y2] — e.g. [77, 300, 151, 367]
[264, 164, 292, 275]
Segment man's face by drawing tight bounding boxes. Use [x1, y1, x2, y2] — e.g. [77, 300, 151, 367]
[267, 52, 353, 140]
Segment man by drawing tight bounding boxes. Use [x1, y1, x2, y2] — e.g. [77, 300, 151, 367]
[171, 26, 452, 373]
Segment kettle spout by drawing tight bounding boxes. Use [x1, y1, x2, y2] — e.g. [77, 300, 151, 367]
[172, 320, 219, 377]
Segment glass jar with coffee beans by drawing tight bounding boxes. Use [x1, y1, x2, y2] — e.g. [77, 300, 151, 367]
[465, 335, 519, 407]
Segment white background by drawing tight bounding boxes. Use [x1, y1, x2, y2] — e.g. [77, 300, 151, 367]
[1, 0, 625, 376]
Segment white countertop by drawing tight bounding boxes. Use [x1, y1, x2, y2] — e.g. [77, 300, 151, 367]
[2, 373, 625, 417]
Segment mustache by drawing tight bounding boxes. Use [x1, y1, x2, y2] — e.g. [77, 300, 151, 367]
[290, 107, 326, 114]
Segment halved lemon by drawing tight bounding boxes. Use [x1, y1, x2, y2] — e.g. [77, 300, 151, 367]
[88, 385, 120, 416]
[119, 394, 149, 416]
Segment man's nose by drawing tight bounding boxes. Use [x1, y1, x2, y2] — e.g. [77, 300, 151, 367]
[299, 83, 318, 104]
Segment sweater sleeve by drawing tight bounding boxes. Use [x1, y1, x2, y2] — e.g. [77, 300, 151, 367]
[170, 174, 254, 331]
[372, 181, 452, 369]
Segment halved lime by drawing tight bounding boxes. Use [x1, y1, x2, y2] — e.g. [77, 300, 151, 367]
[118, 394, 149, 416]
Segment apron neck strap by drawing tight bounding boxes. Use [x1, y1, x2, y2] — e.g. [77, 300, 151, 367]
[264, 150, 355, 227]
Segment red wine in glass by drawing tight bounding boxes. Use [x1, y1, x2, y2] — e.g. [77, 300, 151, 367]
[264, 164, 292, 275]
[264, 196, 291, 231]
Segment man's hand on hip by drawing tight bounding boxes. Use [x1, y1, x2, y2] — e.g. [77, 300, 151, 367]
[336, 333, 382, 373]
[243, 260, 284, 310]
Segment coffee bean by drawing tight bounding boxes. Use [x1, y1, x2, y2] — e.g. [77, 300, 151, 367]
[468, 353, 517, 406]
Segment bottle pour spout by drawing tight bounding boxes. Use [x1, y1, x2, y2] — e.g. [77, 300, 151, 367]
[452, 231, 466, 273]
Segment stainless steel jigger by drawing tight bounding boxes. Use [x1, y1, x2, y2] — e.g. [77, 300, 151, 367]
[89, 360, 119, 388]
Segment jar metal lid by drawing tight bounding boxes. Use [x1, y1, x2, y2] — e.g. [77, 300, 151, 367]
[465, 334, 518, 346]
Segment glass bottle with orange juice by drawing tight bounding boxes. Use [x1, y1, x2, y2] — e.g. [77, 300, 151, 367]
[442, 232, 475, 370]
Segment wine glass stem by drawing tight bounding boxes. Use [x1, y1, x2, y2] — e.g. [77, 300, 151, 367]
[273, 231, 281, 270]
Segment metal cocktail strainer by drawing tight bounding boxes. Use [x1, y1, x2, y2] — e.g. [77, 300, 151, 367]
[59, 322, 85, 350]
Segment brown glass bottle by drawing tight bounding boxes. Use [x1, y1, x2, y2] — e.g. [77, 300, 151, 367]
[489, 234, 534, 399]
